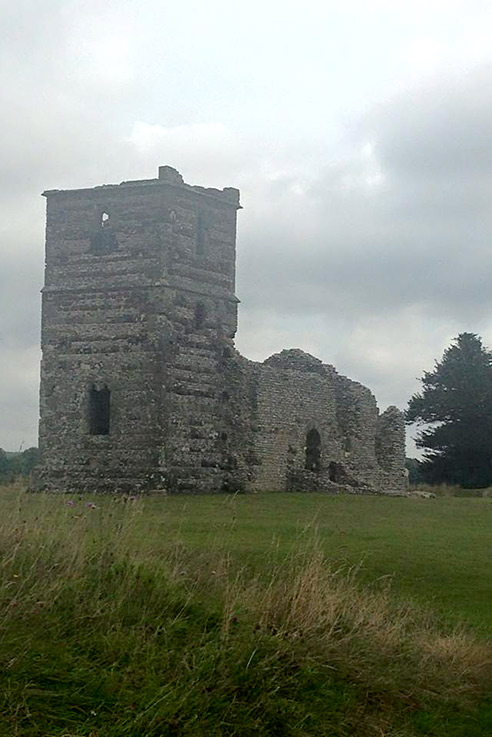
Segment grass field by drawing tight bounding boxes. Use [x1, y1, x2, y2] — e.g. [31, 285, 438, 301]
[121, 491, 492, 630]
[9, 489, 489, 627]
[2, 487, 492, 736]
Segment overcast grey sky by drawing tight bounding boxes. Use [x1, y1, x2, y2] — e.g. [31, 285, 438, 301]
[1, 0, 492, 452]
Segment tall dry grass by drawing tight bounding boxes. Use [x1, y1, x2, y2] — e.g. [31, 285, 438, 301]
[1, 485, 492, 736]
[231, 548, 492, 704]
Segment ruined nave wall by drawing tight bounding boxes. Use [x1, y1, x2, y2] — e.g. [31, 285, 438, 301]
[223, 349, 407, 495]
[35, 166, 407, 496]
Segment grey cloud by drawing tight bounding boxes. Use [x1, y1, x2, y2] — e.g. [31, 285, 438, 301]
[237, 66, 492, 334]
[368, 67, 492, 178]
[1, 2, 492, 454]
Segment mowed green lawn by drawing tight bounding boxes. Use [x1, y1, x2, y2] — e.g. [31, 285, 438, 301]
[5, 489, 492, 631]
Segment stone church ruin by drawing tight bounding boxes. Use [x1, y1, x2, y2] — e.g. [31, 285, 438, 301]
[34, 166, 406, 494]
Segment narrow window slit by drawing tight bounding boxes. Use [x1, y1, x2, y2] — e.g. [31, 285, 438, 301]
[89, 383, 110, 435]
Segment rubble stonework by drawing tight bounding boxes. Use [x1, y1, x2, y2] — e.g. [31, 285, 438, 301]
[34, 166, 407, 495]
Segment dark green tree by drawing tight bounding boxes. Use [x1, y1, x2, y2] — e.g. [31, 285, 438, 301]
[406, 333, 492, 487]
[19, 447, 39, 476]
[405, 457, 424, 485]
[0, 447, 39, 484]
[0, 449, 10, 483]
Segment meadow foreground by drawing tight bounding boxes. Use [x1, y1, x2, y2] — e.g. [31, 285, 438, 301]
[1, 487, 492, 736]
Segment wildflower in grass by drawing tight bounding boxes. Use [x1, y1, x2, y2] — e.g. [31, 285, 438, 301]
[87, 502, 97, 509]
[66, 500, 74, 507]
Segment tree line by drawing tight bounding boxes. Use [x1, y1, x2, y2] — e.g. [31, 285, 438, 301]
[406, 332, 492, 488]
[0, 447, 39, 484]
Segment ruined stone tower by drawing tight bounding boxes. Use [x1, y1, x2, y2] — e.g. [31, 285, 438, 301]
[35, 166, 407, 495]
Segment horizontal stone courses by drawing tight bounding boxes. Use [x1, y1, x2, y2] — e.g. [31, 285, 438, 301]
[41, 457, 159, 471]
[78, 433, 161, 445]
[172, 355, 219, 366]
[178, 335, 217, 346]
[171, 259, 233, 277]
[45, 321, 146, 335]
[44, 334, 148, 348]
[169, 398, 216, 413]
[49, 269, 156, 283]
[56, 447, 159, 458]
[171, 448, 220, 461]
[170, 467, 225, 479]
[173, 344, 218, 357]
[169, 276, 234, 297]
[169, 355, 218, 369]
[46, 277, 153, 292]
[42, 283, 239, 303]
[43, 309, 144, 323]
[47, 259, 159, 276]
[36, 166, 405, 496]
[42, 344, 154, 356]
[169, 365, 218, 378]
[43, 292, 144, 308]
[170, 386, 216, 398]
[38, 473, 157, 484]
[48, 315, 145, 328]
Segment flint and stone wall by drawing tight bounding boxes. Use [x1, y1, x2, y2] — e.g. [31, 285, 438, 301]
[35, 166, 407, 495]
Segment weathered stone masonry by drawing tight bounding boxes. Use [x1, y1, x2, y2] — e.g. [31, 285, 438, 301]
[34, 166, 407, 494]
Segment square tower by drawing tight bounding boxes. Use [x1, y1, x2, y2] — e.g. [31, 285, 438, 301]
[35, 166, 241, 492]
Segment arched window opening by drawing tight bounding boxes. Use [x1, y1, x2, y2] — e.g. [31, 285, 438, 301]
[89, 383, 110, 435]
[305, 428, 321, 472]
[194, 302, 206, 330]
